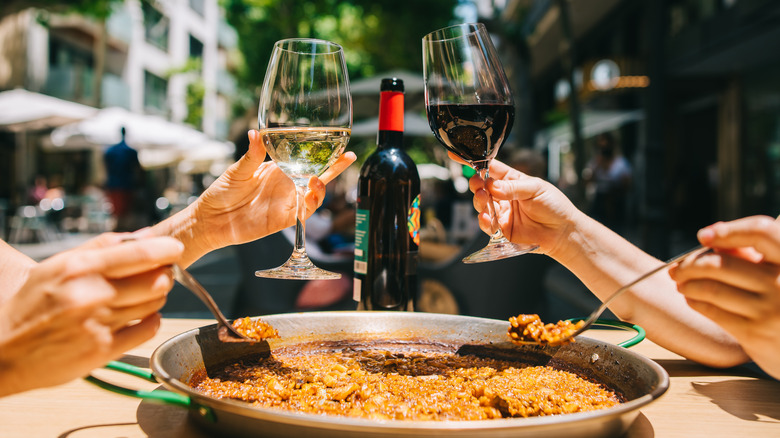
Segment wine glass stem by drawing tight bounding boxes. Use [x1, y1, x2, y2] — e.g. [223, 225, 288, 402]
[478, 166, 506, 243]
[293, 182, 308, 259]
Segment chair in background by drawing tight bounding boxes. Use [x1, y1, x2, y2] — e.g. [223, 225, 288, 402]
[232, 230, 355, 317]
[417, 233, 554, 320]
[8, 205, 60, 244]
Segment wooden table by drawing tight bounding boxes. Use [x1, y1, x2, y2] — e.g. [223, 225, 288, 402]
[1, 318, 779, 437]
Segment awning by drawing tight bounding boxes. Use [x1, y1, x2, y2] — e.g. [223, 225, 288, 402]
[0, 88, 97, 132]
[349, 70, 424, 95]
[49, 106, 207, 149]
[48, 106, 234, 172]
[352, 111, 431, 137]
[535, 109, 644, 146]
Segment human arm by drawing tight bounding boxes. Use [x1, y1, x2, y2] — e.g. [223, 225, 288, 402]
[0, 234, 183, 396]
[148, 129, 356, 267]
[467, 157, 748, 368]
[669, 216, 780, 378]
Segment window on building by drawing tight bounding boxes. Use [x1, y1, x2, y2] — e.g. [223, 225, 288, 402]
[190, 35, 204, 59]
[143, 2, 169, 51]
[144, 70, 168, 115]
[190, 0, 205, 16]
[46, 37, 94, 103]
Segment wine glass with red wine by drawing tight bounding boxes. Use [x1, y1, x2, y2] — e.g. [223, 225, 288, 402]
[423, 23, 537, 263]
[255, 38, 352, 279]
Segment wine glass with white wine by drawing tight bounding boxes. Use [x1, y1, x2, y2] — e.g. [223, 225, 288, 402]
[255, 38, 352, 279]
[423, 23, 537, 263]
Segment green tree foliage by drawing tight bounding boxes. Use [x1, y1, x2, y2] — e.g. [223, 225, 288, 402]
[3, 0, 118, 20]
[221, 0, 458, 90]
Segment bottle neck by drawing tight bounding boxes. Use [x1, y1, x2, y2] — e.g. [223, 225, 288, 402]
[377, 90, 404, 149]
[377, 130, 403, 149]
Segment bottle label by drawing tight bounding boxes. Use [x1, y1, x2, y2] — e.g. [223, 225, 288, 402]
[353, 278, 361, 302]
[407, 194, 421, 245]
[354, 208, 369, 274]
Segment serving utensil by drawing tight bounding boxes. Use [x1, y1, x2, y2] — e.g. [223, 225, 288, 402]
[512, 245, 712, 346]
[171, 264, 256, 343]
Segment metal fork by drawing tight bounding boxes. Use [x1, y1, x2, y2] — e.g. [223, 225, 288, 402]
[171, 264, 257, 342]
[511, 245, 712, 346]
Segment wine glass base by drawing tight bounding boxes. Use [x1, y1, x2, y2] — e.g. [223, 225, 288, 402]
[462, 241, 539, 264]
[255, 256, 341, 280]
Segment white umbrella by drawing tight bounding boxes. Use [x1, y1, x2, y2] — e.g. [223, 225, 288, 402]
[177, 139, 235, 175]
[49, 107, 235, 171]
[49, 106, 208, 150]
[0, 88, 96, 132]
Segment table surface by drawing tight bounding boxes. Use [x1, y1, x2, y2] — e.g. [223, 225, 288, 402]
[2, 318, 779, 438]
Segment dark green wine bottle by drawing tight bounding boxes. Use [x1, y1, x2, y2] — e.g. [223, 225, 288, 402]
[354, 78, 421, 311]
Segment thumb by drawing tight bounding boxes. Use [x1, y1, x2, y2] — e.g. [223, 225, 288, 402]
[228, 129, 268, 180]
[246, 129, 268, 162]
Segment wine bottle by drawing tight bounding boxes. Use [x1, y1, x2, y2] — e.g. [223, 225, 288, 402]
[354, 78, 421, 311]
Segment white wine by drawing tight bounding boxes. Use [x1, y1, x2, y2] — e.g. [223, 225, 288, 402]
[263, 127, 350, 183]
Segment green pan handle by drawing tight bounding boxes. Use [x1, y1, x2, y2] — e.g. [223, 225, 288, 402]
[568, 318, 646, 348]
[84, 360, 216, 422]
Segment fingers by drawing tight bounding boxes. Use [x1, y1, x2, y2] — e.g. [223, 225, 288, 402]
[107, 266, 174, 307]
[105, 297, 167, 331]
[697, 216, 780, 264]
[672, 251, 780, 295]
[48, 237, 183, 280]
[447, 151, 468, 165]
[66, 232, 127, 250]
[110, 313, 162, 354]
[671, 250, 780, 322]
[488, 175, 543, 201]
[305, 151, 357, 212]
[319, 151, 356, 185]
[486, 159, 520, 181]
[677, 279, 765, 319]
[247, 129, 268, 163]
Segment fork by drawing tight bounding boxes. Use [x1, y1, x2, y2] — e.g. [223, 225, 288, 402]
[170, 264, 257, 342]
[511, 245, 712, 346]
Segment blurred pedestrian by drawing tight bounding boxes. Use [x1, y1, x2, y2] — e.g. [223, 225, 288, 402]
[27, 175, 48, 205]
[583, 132, 632, 234]
[103, 126, 144, 232]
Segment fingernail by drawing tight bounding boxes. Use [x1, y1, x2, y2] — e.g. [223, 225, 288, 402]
[697, 227, 714, 242]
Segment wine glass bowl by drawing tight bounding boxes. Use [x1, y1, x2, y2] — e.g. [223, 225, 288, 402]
[423, 23, 537, 263]
[255, 38, 352, 280]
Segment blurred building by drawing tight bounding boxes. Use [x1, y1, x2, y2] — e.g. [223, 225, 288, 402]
[501, 0, 780, 257]
[0, 0, 238, 215]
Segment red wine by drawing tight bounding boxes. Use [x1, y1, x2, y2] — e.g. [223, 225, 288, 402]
[354, 78, 421, 311]
[426, 104, 515, 165]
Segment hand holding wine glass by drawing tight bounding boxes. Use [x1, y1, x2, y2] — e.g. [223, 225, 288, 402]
[422, 23, 537, 263]
[255, 38, 352, 279]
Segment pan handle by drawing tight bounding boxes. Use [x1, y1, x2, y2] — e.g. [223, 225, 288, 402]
[84, 361, 216, 422]
[568, 318, 646, 348]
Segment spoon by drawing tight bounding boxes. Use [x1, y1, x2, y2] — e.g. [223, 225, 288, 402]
[171, 264, 258, 343]
[511, 245, 712, 346]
